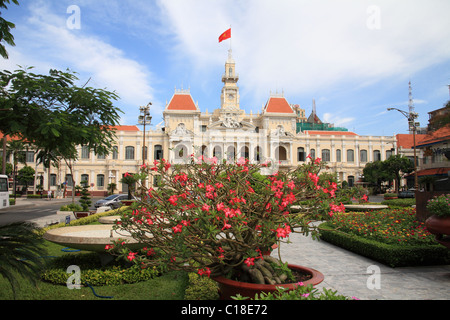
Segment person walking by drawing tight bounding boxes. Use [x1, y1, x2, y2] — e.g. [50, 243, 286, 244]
[48, 190, 52, 200]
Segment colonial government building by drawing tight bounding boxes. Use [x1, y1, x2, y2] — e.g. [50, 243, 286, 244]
[8, 50, 401, 196]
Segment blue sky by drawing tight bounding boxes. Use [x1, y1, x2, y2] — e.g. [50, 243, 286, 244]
[1, 0, 450, 136]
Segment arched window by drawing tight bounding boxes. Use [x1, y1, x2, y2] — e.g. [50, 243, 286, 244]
[275, 146, 287, 161]
[226, 146, 235, 162]
[81, 146, 90, 159]
[373, 150, 381, 161]
[175, 144, 188, 160]
[125, 146, 135, 160]
[240, 146, 249, 159]
[322, 149, 330, 162]
[154, 145, 163, 160]
[347, 149, 354, 162]
[310, 148, 316, 160]
[97, 174, 105, 188]
[254, 146, 261, 162]
[80, 174, 89, 187]
[360, 150, 368, 162]
[336, 149, 341, 162]
[348, 176, 355, 187]
[213, 146, 222, 160]
[297, 147, 305, 162]
[112, 146, 118, 160]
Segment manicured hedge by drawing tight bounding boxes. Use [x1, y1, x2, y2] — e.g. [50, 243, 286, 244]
[381, 198, 416, 207]
[319, 222, 450, 267]
[41, 252, 160, 286]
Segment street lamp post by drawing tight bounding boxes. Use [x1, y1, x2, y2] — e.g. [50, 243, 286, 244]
[138, 103, 152, 166]
[387, 107, 419, 190]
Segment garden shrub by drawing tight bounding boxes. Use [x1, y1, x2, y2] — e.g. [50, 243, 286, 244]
[233, 283, 355, 300]
[381, 198, 415, 208]
[319, 222, 450, 267]
[41, 252, 160, 286]
[184, 273, 219, 300]
[59, 203, 83, 212]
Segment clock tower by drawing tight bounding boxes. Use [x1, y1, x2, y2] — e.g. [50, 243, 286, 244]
[220, 49, 240, 111]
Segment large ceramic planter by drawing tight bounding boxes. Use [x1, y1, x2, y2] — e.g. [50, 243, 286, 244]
[213, 264, 324, 300]
[425, 215, 450, 249]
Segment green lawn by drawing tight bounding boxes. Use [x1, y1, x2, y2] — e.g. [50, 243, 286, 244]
[0, 240, 189, 300]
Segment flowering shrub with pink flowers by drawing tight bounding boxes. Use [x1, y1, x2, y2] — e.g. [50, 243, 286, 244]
[107, 155, 343, 285]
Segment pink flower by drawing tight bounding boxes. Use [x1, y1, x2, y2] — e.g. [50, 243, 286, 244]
[287, 180, 295, 190]
[168, 195, 178, 206]
[216, 202, 225, 211]
[244, 257, 255, 267]
[198, 267, 211, 277]
[275, 224, 291, 238]
[172, 224, 183, 233]
[201, 204, 210, 212]
[222, 221, 231, 231]
[127, 252, 137, 261]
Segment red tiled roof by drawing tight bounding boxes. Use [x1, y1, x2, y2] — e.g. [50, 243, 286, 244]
[416, 167, 450, 177]
[264, 97, 294, 114]
[396, 133, 428, 149]
[416, 125, 450, 147]
[109, 125, 140, 132]
[166, 93, 197, 111]
[306, 130, 358, 136]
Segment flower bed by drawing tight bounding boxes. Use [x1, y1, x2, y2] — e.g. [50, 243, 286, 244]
[319, 208, 450, 267]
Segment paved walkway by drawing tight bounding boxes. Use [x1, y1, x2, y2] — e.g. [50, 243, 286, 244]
[277, 231, 450, 300]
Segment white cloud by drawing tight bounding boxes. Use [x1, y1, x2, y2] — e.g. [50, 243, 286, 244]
[157, 0, 450, 105]
[323, 113, 355, 127]
[0, 1, 157, 124]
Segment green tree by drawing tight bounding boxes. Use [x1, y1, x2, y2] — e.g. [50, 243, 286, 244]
[362, 160, 393, 193]
[17, 165, 35, 193]
[0, 67, 122, 202]
[79, 182, 91, 212]
[0, 0, 19, 59]
[384, 154, 414, 193]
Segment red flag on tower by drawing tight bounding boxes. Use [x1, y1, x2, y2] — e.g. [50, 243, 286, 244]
[219, 28, 231, 43]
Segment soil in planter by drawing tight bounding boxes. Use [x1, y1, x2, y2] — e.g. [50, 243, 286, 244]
[290, 268, 313, 283]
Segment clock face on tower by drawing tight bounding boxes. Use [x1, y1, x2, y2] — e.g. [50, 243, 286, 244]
[228, 93, 234, 100]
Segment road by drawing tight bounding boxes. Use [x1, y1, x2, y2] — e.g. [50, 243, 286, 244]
[0, 197, 102, 227]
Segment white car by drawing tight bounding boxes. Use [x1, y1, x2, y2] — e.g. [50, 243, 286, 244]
[94, 194, 129, 209]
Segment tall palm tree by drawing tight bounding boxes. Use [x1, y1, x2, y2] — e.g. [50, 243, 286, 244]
[0, 222, 47, 299]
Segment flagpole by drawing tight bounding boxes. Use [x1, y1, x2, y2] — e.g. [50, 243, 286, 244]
[229, 25, 232, 51]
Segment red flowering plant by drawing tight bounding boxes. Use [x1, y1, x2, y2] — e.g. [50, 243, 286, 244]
[107, 155, 343, 284]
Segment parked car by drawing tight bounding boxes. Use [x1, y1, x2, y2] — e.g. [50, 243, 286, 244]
[94, 194, 130, 209]
[398, 190, 415, 198]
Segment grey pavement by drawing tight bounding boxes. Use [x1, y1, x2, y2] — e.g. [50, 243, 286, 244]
[0, 197, 102, 228]
[276, 231, 450, 300]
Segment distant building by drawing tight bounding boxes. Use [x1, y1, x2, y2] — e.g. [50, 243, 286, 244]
[2, 50, 397, 196]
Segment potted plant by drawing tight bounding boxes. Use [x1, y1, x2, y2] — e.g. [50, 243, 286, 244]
[74, 183, 93, 219]
[425, 194, 450, 249]
[120, 173, 138, 205]
[107, 155, 342, 299]
[74, 185, 82, 196]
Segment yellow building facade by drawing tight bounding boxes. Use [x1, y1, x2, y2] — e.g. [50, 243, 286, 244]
[17, 50, 398, 196]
